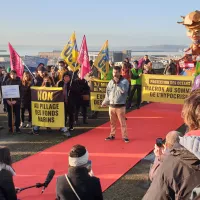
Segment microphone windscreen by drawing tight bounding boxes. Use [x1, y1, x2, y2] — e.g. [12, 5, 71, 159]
[44, 169, 55, 187]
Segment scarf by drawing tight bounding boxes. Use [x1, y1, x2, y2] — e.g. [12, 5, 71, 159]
[0, 163, 16, 176]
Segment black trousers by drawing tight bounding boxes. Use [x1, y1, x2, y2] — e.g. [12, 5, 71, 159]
[65, 103, 74, 128]
[21, 105, 32, 123]
[128, 85, 142, 107]
[7, 104, 20, 129]
[75, 104, 87, 122]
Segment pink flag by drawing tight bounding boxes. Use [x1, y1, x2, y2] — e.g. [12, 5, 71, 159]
[138, 57, 144, 69]
[8, 43, 24, 78]
[77, 35, 91, 79]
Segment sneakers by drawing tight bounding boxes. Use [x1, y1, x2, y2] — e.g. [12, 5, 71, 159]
[26, 122, 32, 128]
[63, 131, 71, 137]
[105, 136, 115, 141]
[20, 122, 25, 128]
[31, 128, 39, 135]
[20, 122, 32, 128]
[124, 138, 130, 143]
[60, 127, 71, 137]
[69, 127, 74, 131]
[105, 136, 130, 143]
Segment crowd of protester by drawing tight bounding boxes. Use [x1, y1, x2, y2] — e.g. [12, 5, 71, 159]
[1, 55, 200, 199]
[0, 55, 154, 135]
[0, 61, 91, 136]
[1, 86, 200, 200]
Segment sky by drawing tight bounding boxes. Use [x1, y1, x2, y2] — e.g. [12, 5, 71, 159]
[0, 0, 199, 47]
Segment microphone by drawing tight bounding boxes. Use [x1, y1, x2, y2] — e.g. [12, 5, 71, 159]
[42, 169, 55, 194]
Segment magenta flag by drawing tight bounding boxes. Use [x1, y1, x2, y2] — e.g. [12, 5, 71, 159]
[138, 57, 144, 69]
[8, 43, 24, 78]
[77, 35, 91, 79]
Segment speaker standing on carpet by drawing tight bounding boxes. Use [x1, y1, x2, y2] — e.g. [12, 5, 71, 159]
[101, 66, 130, 143]
[56, 145, 103, 200]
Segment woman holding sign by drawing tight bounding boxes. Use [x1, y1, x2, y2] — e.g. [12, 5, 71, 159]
[5, 70, 21, 133]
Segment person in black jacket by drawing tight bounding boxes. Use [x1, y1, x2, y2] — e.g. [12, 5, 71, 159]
[57, 71, 80, 131]
[56, 145, 103, 200]
[20, 72, 32, 128]
[0, 146, 17, 200]
[2, 69, 10, 113]
[75, 74, 90, 124]
[5, 70, 21, 133]
[31, 66, 45, 135]
[32, 65, 45, 87]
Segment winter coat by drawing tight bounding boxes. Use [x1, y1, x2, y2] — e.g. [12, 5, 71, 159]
[56, 167, 103, 200]
[0, 169, 17, 200]
[20, 83, 31, 108]
[143, 130, 200, 200]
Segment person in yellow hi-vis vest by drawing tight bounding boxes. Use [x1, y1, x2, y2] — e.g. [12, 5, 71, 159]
[127, 60, 143, 109]
[100, 61, 114, 80]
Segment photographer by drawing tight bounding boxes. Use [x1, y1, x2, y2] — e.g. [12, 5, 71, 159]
[56, 145, 103, 200]
[149, 131, 181, 181]
[143, 90, 200, 200]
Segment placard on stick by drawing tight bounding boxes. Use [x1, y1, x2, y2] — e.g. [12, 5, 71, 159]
[1, 85, 20, 99]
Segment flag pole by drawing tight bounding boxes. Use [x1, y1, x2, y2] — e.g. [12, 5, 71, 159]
[11, 99, 14, 133]
[68, 63, 77, 97]
[22, 60, 36, 80]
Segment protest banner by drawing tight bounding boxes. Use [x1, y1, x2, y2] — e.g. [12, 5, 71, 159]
[142, 74, 194, 104]
[31, 87, 64, 127]
[24, 56, 48, 72]
[90, 79, 109, 111]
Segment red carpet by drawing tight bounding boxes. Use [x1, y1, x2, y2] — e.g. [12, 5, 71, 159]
[14, 103, 183, 200]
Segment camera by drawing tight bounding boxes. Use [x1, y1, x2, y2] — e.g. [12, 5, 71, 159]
[156, 138, 163, 147]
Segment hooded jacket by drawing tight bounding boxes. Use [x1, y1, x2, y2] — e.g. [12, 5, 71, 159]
[102, 76, 129, 106]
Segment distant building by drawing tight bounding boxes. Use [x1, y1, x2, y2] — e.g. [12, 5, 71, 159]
[0, 55, 10, 68]
[38, 50, 132, 63]
[39, 50, 61, 58]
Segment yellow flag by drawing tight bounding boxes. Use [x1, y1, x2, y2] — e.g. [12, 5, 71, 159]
[93, 40, 109, 77]
[61, 32, 80, 72]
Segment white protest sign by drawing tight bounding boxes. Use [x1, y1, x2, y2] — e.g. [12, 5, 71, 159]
[1, 85, 20, 99]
